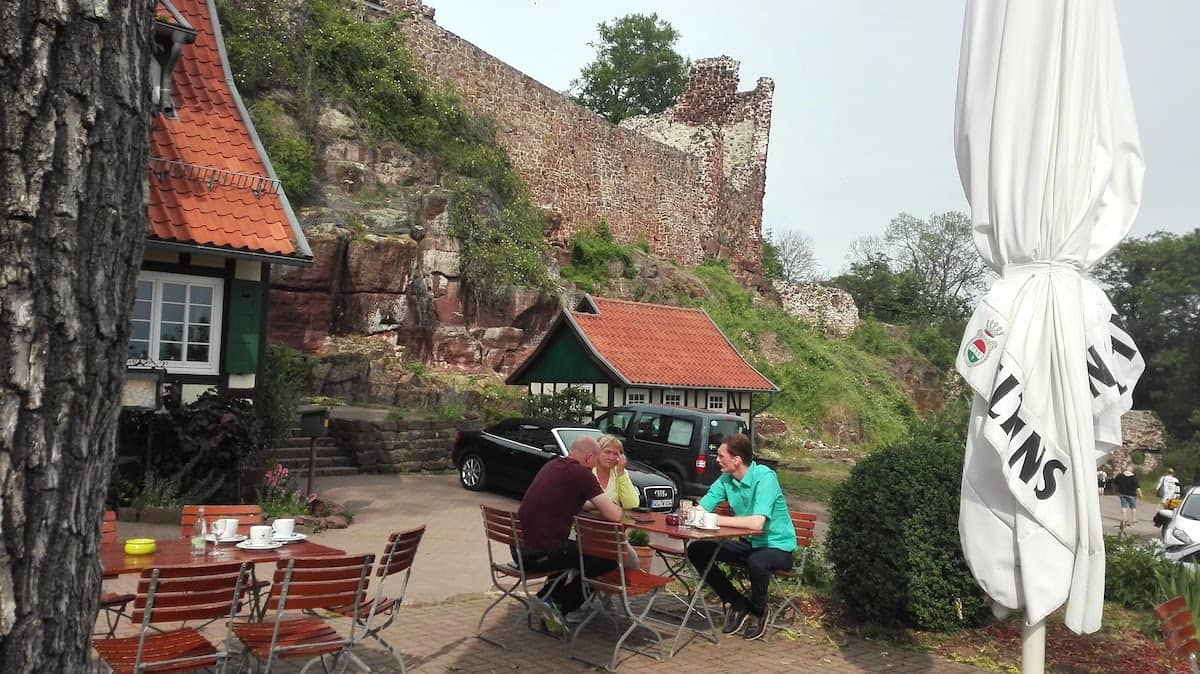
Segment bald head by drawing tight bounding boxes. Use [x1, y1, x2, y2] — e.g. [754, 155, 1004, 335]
[568, 436, 601, 467]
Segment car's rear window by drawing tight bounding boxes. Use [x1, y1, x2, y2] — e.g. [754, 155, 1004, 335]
[707, 419, 748, 453]
[666, 418, 695, 446]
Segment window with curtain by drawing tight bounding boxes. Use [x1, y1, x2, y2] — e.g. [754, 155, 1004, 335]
[128, 271, 223, 374]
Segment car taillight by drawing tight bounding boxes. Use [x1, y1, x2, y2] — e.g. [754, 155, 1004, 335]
[452, 431, 461, 448]
[695, 455, 706, 474]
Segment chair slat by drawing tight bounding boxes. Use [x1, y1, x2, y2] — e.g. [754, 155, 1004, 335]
[179, 504, 263, 538]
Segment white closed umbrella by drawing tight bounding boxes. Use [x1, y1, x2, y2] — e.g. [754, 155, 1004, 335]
[954, 1, 1146, 672]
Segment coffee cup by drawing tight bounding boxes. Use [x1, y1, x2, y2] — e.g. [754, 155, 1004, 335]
[701, 512, 719, 529]
[688, 508, 704, 527]
[211, 518, 239, 540]
[249, 525, 273, 546]
[272, 518, 295, 539]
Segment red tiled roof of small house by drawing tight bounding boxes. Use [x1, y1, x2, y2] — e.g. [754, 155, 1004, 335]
[147, 0, 306, 259]
[570, 297, 777, 391]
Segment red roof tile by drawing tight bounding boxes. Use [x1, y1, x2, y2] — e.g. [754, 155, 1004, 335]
[147, 0, 305, 259]
[569, 297, 777, 391]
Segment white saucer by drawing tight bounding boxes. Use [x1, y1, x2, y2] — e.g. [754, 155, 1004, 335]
[206, 534, 247, 544]
[236, 540, 282, 551]
[694, 523, 721, 531]
[273, 533, 307, 543]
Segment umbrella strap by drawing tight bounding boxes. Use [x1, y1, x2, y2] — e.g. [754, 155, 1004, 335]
[1002, 261, 1081, 278]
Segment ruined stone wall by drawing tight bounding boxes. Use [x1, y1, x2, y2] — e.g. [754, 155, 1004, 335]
[374, 0, 772, 272]
[771, 280, 860, 338]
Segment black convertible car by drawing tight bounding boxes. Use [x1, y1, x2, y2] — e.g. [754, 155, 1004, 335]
[451, 417, 678, 511]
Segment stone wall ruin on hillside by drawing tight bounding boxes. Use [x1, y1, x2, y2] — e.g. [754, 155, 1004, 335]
[373, 0, 773, 276]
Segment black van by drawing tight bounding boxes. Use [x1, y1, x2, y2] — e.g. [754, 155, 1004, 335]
[592, 403, 749, 498]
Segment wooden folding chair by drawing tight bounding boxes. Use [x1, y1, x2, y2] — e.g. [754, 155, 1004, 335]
[181, 504, 271, 619]
[329, 526, 425, 673]
[92, 561, 250, 674]
[1155, 596, 1200, 674]
[763, 510, 817, 637]
[233, 554, 375, 674]
[98, 510, 135, 639]
[571, 516, 673, 671]
[476, 505, 567, 649]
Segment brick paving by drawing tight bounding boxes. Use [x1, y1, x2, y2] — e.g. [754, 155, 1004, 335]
[201, 595, 985, 673]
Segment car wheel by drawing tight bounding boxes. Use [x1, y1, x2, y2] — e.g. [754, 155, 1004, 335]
[459, 454, 487, 491]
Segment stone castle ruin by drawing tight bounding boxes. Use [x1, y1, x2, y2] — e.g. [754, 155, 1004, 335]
[269, 0, 821, 374]
[385, 0, 774, 272]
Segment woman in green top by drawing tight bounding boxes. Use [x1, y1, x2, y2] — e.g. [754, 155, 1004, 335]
[594, 434, 639, 510]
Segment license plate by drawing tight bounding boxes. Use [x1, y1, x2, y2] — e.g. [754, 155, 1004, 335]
[651, 498, 673, 509]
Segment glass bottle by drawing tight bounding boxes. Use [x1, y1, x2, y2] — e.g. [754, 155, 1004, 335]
[191, 506, 206, 556]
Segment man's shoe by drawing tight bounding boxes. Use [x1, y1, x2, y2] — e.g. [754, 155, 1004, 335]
[722, 604, 750, 634]
[538, 600, 568, 637]
[743, 608, 769, 641]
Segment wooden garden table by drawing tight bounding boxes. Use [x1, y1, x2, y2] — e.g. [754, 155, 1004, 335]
[620, 511, 762, 652]
[100, 538, 345, 575]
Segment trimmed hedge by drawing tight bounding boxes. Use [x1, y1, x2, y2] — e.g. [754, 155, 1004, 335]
[827, 435, 986, 631]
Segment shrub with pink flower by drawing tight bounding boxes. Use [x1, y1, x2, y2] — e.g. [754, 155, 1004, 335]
[258, 462, 317, 518]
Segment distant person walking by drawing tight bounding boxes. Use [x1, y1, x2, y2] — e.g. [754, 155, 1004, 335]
[1114, 465, 1141, 526]
[1157, 468, 1182, 503]
[1097, 469, 1108, 496]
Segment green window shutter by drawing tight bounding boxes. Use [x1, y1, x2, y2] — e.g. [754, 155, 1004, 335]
[224, 279, 262, 374]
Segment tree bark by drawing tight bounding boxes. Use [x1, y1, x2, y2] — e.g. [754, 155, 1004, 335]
[0, 2, 152, 671]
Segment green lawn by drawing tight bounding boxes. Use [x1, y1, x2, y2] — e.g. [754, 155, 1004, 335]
[776, 460, 852, 504]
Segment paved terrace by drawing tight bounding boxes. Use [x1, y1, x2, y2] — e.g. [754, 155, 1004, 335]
[102, 472, 1165, 672]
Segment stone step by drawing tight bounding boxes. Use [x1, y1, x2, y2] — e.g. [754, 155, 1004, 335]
[276, 455, 356, 470]
[287, 466, 360, 478]
[277, 437, 340, 451]
[273, 446, 349, 461]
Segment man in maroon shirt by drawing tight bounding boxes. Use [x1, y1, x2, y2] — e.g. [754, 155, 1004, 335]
[517, 435, 622, 633]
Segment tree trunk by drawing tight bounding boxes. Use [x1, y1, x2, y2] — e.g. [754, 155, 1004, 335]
[0, 2, 152, 671]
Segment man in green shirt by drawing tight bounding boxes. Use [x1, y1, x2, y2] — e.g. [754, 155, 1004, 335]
[687, 433, 795, 640]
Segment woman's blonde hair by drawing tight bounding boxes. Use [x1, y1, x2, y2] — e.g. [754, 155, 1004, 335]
[598, 434, 624, 454]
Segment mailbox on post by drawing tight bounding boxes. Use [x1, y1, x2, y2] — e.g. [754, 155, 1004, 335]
[297, 405, 331, 497]
[298, 405, 329, 437]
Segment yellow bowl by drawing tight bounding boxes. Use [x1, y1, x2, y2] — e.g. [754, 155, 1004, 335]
[124, 538, 156, 555]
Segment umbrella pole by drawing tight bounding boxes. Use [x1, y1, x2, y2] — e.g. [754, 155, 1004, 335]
[1022, 619, 1046, 674]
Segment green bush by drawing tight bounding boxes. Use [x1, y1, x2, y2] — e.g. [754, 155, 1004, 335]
[260, 344, 313, 453]
[560, 221, 637, 291]
[249, 100, 316, 202]
[827, 438, 986, 631]
[117, 390, 265, 504]
[1105, 534, 1172, 610]
[523, 387, 598, 423]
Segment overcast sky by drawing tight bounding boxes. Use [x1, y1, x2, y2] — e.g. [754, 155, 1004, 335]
[429, 1, 1199, 275]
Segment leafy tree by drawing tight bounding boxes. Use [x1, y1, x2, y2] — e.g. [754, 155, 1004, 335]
[829, 253, 927, 324]
[570, 14, 689, 124]
[771, 229, 819, 283]
[0, 2, 151, 670]
[1092, 230, 1200, 442]
[883, 211, 988, 320]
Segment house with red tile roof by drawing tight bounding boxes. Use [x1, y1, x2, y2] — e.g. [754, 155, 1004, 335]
[123, 0, 311, 408]
[506, 296, 778, 425]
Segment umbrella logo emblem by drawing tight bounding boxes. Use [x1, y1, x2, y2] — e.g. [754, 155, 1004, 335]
[964, 320, 1004, 366]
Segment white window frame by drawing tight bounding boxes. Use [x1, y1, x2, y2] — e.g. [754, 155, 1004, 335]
[129, 270, 224, 375]
[625, 388, 648, 405]
[707, 392, 727, 412]
[663, 389, 683, 407]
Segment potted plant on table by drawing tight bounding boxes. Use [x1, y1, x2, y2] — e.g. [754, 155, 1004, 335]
[626, 528, 653, 573]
